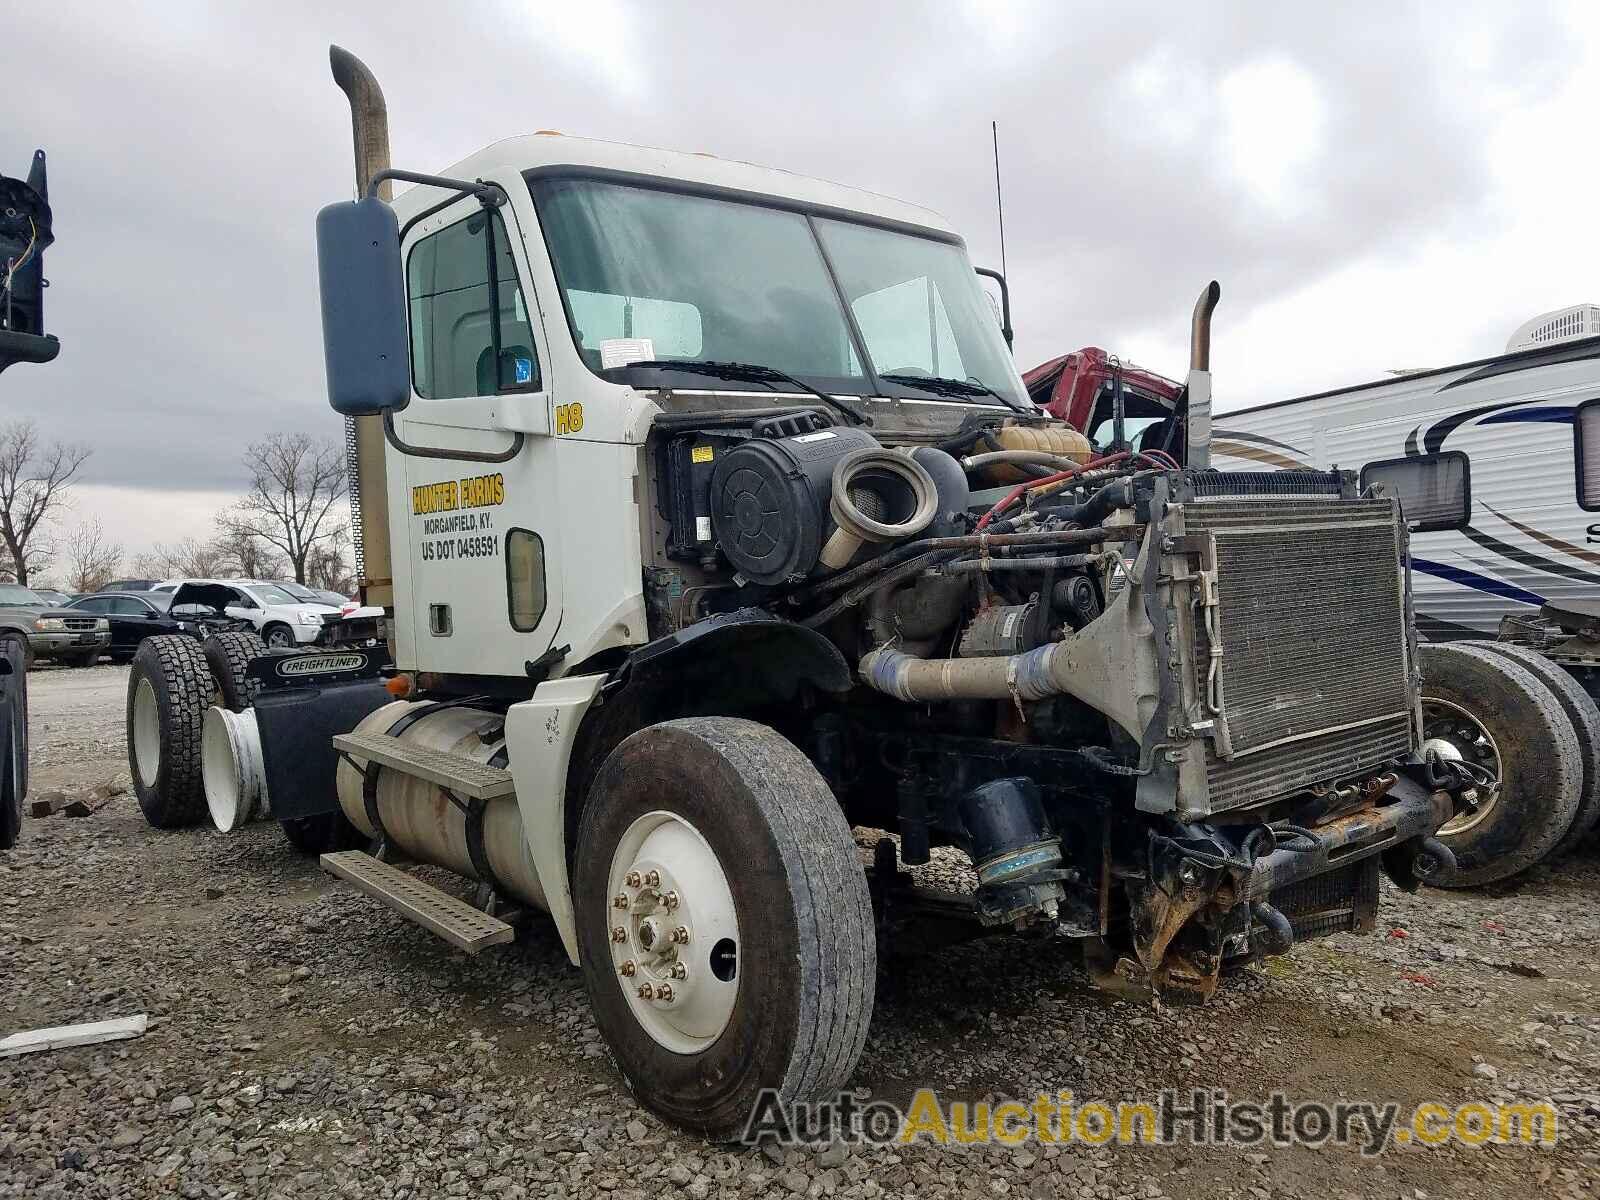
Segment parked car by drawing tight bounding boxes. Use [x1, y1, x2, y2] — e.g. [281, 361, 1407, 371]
[269, 579, 351, 608]
[152, 578, 340, 647]
[97, 579, 159, 592]
[64, 591, 191, 662]
[29, 588, 72, 606]
[0, 583, 109, 667]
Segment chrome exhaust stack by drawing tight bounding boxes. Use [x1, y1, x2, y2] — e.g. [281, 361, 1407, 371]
[1186, 281, 1220, 470]
[329, 45, 396, 609]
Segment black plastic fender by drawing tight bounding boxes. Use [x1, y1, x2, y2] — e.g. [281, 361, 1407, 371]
[623, 607, 851, 700]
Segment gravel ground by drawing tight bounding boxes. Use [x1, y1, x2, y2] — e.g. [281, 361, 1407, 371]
[2, 663, 1598, 1199]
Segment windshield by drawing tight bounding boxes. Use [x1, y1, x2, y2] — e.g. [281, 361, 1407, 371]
[530, 177, 1026, 407]
[249, 584, 307, 605]
[0, 585, 42, 606]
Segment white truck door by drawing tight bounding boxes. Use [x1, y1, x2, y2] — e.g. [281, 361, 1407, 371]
[392, 197, 564, 676]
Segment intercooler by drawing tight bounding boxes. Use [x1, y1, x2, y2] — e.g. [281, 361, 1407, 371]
[1186, 494, 1416, 813]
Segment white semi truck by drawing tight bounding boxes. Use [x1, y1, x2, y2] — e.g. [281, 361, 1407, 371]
[124, 47, 1478, 1137]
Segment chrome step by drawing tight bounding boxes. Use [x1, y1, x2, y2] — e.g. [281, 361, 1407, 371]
[333, 730, 515, 800]
[320, 850, 515, 954]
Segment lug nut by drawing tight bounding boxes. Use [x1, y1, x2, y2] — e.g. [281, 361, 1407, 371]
[655, 983, 674, 1001]
[661, 891, 680, 911]
[643, 869, 661, 888]
[619, 961, 636, 977]
[670, 926, 690, 945]
[624, 870, 642, 888]
[636, 984, 654, 999]
[669, 962, 687, 980]
[613, 893, 630, 910]
[610, 926, 627, 943]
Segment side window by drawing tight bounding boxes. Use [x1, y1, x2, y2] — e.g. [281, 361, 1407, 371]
[109, 598, 145, 616]
[230, 590, 257, 610]
[407, 209, 539, 399]
[74, 597, 110, 614]
[1360, 452, 1470, 531]
[506, 529, 547, 632]
[1575, 398, 1600, 511]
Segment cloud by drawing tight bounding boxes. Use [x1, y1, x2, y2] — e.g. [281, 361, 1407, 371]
[0, 0, 1593, 552]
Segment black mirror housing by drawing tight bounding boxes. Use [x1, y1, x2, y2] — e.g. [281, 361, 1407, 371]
[316, 197, 410, 415]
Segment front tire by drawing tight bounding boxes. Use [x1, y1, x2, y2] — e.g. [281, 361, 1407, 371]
[127, 635, 212, 828]
[262, 623, 295, 650]
[574, 718, 875, 1141]
[0, 636, 26, 850]
[1420, 643, 1583, 886]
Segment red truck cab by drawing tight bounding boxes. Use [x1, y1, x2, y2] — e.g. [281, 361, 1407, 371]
[1024, 346, 1183, 454]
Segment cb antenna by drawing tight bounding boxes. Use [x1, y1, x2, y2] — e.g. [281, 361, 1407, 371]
[991, 120, 1008, 280]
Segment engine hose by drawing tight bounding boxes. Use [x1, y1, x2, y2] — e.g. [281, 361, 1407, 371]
[959, 449, 1090, 474]
[1036, 478, 1138, 527]
[799, 526, 1124, 629]
[788, 517, 1018, 602]
[933, 553, 1097, 574]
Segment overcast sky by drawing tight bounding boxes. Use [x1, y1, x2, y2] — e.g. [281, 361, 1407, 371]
[4, 1, 1598, 563]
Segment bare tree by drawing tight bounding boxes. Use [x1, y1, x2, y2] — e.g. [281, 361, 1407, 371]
[304, 525, 355, 595]
[229, 433, 346, 584]
[0, 421, 91, 585]
[63, 518, 122, 592]
[137, 537, 229, 580]
[212, 517, 283, 580]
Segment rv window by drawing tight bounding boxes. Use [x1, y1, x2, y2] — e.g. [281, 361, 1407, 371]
[1575, 399, 1600, 511]
[1359, 452, 1470, 531]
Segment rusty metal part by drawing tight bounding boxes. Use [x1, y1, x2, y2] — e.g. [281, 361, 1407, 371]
[1245, 777, 1453, 901]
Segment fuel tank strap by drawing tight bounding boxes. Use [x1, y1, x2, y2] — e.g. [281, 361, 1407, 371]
[462, 746, 513, 898]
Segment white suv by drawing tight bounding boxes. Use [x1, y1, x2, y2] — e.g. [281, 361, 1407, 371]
[153, 578, 341, 648]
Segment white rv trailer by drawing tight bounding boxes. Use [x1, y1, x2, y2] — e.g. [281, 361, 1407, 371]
[1213, 322, 1600, 641]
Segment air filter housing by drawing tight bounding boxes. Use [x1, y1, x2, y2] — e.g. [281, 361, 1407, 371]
[709, 426, 877, 585]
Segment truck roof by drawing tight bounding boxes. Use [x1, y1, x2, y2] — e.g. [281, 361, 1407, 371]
[399, 132, 962, 241]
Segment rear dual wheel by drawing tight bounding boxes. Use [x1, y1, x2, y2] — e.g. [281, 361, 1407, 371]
[1419, 643, 1583, 886]
[574, 718, 875, 1141]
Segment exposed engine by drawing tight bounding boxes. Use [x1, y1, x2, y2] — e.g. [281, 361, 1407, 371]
[641, 406, 1472, 1001]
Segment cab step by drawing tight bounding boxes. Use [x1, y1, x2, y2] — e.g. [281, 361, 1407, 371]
[333, 730, 515, 799]
[320, 850, 515, 953]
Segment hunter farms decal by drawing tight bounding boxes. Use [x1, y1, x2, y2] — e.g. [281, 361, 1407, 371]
[413, 473, 506, 565]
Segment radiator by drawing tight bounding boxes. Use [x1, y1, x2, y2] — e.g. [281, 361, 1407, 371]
[1187, 496, 1416, 813]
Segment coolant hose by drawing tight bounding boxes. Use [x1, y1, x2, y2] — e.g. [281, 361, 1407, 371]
[959, 449, 1088, 473]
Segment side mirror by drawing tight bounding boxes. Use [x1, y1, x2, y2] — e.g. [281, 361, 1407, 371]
[316, 197, 410, 415]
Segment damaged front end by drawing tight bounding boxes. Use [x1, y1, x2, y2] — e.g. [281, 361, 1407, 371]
[856, 468, 1481, 1003]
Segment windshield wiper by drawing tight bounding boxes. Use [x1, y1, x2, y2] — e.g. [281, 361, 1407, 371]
[605, 359, 870, 427]
[879, 372, 1033, 415]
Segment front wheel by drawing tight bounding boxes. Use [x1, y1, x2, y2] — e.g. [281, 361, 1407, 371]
[574, 717, 875, 1141]
[262, 624, 295, 650]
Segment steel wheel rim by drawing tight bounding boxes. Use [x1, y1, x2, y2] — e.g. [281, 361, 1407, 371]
[267, 628, 292, 648]
[133, 677, 161, 789]
[1422, 696, 1501, 835]
[606, 810, 740, 1054]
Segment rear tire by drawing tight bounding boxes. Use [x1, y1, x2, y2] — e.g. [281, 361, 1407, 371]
[127, 635, 212, 829]
[0, 636, 26, 850]
[1470, 640, 1600, 857]
[203, 630, 268, 712]
[1420, 642, 1583, 886]
[279, 811, 366, 855]
[574, 717, 875, 1140]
